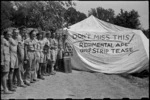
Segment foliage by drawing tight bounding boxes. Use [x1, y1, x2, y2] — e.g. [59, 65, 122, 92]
[1, 1, 77, 31]
[1, 1, 14, 30]
[64, 7, 87, 26]
[88, 7, 115, 23]
[1, 1, 145, 32]
[142, 29, 149, 39]
[114, 9, 141, 29]
[88, 7, 141, 30]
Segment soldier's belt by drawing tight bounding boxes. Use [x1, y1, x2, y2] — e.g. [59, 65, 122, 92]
[36, 50, 41, 52]
[11, 51, 17, 53]
[27, 50, 35, 52]
[50, 47, 56, 50]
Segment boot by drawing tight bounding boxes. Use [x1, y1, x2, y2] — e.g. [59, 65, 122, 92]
[38, 75, 45, 80]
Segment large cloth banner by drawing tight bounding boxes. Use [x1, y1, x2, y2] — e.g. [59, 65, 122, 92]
[67, 30, 149, 74]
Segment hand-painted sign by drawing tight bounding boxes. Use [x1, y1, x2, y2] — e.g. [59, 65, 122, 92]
[66, 30, 148, 73]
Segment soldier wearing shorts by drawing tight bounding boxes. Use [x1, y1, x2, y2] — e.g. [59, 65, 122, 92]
[8, 29, 19, 92]
[43, 32, 51, 76]
[57, 33, 64, 71]
[49, 32, 57, 75]
[1, 30, 13, 94]
[33, 33, 40, 81]
[36, 32, 45, 80]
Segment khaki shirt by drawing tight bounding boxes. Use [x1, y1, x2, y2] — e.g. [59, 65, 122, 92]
[25, 38, 37, 51]
[38, 39, 45, 52]
[2, 38, 11, 62]
[36, 39, 41, 52]
[17, 34, 25, 59]
[50, 38, 58, 49]
[43, 38, 50, 54]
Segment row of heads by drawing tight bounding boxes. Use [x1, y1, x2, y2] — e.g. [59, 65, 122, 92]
[2, 26, 67, 39]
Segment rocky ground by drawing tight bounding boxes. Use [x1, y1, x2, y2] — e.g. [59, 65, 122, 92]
[1, 70, 149, 99]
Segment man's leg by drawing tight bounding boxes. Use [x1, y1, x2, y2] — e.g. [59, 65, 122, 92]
[50, 61, 56, 75]
[12, 69, 17, 88]
[47, 60, 51, 75]
[38, 63, 45, 80]
[8, 68, 16, 91]
[33, 60, 39, 81]
[15, 68, 26, 87]
[1, 72, 13, 94]
[24, 61, 30, 86]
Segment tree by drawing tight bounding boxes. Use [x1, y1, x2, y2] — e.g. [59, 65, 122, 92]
[3, 1, 76, 31]
[142, 29, 149, 39]
[1, 1, 14, 30]
[114, 9, 141, 29]
[77, 11, 87, 22]
[64, 7, 87, 26]
[88, 7, 115, 23]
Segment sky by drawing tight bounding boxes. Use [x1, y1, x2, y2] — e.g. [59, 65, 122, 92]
[74, 1, 149, 30]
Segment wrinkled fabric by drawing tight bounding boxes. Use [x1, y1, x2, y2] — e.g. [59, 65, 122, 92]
[66, 15, 149, 74]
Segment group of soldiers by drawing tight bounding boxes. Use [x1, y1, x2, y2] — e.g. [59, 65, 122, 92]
[1, 26, 66, 94]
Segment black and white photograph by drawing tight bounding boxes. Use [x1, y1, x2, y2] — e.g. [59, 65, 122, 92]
[1, 1, 149, 99]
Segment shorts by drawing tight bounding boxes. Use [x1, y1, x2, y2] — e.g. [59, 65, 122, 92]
[35, 51, 41, 63]
[43, 53, 47, 64]
[39, 52, 44, 63]
[10, 53, 18, 69]
[58, 49, 63, 59]
[50, 49, 57, 62]
[1, 61, 10, 72]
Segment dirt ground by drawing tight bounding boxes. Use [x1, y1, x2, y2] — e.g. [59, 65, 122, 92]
[1, 70, 149, 99]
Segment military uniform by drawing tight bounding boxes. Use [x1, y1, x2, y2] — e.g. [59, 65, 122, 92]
[9, 38, 18, 69]
[1, 35, 13, 93]
[38, 39, 44, 63]
[24, 38, 37, 83]
[9, 37, 19, 91]
[37, 39, 45, 79]
[49, 38, 58, 73]
[17, 34, 27, 86]
[50, 38, 58, 62]
[43, 37, 50, 75]
[17, 34, 25, 73]
[36, 39, 41, 70]
[33, 38, 40, 80]
[43, 38, 50, 61]
[57, 38, 64, 71]
[1, 37, 11, 72]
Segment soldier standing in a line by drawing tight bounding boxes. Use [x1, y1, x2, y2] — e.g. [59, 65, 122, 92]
[36, 32, 44, 80]
[24, 30, 37, 83]
[57, 32, 64, 71]
[46, 31, 52, 75]
[37, 31, 45, 80]
[17, 26, 30, 86]
[8, 28, 19, 92]
[43, 32, 51, 76]
[16, 28, 28, 88]
[49, 32, 57, 75]
[33, 30, 40, 81]
[1, 29, 13, 94]
[54, 32, 59, 71]
[10, 29, 26, 89]
[39, 31, 47, 76]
